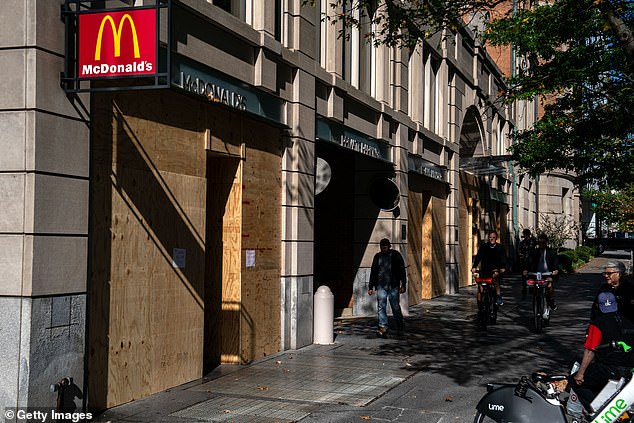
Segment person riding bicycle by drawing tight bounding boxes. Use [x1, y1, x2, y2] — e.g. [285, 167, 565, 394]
[523, 233, 559, 311]
[472, 231, 507, 305]
[572, 291, 634, 409]
[518, 229, 537, 297]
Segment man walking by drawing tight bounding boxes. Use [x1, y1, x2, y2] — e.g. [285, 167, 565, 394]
[368, 238, 407, 337]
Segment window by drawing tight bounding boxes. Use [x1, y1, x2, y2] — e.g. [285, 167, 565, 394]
[213, 0, 245, 21]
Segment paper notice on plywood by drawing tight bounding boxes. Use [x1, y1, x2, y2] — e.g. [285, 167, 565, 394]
[172, 248, 186, 268]
[246, 250, 256, 268]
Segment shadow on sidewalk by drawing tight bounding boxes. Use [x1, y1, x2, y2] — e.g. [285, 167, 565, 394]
[333, 263, 607, 386]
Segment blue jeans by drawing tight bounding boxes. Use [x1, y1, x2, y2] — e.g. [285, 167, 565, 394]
[377, 285, 404, 329]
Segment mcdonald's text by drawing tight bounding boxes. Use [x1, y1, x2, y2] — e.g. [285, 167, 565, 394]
[78, 8, 156, 78]
[81, 61, 153, 76]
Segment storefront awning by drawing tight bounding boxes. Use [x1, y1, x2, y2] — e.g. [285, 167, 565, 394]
[459, 155, 512, 176]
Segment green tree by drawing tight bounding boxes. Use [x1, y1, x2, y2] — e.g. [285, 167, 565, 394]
[308, 0, 634, 224]
[587, 184, 634, 232]
[485, 0, 634, 190]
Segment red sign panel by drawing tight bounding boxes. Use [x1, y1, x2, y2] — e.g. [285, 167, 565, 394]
[78, 9, 156, 78]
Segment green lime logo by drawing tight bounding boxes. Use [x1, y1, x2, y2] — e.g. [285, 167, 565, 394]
[594, 398, 627, 422]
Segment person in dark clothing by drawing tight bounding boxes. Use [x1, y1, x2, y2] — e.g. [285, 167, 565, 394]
[572, 291, 634, 408]
[368, 238, 407, 337]
[591, 260, 634, 322]
[523, 233, 559, 310]
[518, 228, 537, 270]
[518, 229, 537, 297]
[471, 231, 507, 305]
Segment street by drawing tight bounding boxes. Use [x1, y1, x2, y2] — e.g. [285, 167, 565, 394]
[299, 260, 609, 423]
[93, 254, 631, 423]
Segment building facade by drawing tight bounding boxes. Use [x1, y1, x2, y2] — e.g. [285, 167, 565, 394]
[0, 0, 578, 411]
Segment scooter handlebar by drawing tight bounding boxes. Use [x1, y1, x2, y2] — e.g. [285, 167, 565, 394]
[595, 341, 632, 352]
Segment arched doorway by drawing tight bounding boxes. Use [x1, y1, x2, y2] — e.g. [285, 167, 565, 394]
[458, 107, 485, 288]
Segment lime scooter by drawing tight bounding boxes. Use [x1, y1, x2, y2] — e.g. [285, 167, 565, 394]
[473, 342, 634, 423]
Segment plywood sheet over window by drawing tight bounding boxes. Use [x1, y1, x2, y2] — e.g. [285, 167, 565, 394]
[89, 90, 207, 409]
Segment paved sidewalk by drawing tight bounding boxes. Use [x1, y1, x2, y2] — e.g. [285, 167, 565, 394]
[92, 254, 631, 423]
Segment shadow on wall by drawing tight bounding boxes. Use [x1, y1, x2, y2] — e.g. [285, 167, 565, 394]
[314, 142, 391, 316]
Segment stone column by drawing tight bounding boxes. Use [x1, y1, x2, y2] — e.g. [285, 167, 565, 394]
[280, 2, 317, 350]
[0, 1, 89, 408]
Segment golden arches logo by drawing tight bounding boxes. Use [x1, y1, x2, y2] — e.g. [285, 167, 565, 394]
[94, 14, 140, 61]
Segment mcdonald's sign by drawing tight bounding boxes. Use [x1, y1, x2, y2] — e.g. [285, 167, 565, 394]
[78, 9, 156, 78]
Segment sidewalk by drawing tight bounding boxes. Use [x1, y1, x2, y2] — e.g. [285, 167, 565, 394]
[92, 255, 630, 423]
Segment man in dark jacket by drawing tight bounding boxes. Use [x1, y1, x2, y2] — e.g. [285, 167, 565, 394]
[523, 233, 559, 310]
[518, 229, 537, 297]
[368, 238, 407, 337]
[472, 231, 507, 305]
[572, 291, 634, 408]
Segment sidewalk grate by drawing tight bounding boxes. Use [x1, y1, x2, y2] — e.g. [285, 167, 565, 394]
[170, 396, 319, 422]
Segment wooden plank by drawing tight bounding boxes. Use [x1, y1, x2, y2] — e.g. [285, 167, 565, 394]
[239, 121, 282, 362]
[407, 191, 423, 304]
[431, 196, 446, 296]
[108, 184, 153, 407]
[106, 166, 206, 407]
[222, 161, 242, 364]
[422, 194, 433, 299]
[204, 157, 241, 369]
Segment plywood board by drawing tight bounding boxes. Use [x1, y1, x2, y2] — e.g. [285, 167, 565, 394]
[431, 196, 446, 297]
[422, 194, 433, 299]
[239, 120, 282, 362]
[407, 191, 423, 304]
[204, 156, 241, 369]
[221, 162, 242, 364]
[89, 90, 283, 408]
[89, 91, 207, 409]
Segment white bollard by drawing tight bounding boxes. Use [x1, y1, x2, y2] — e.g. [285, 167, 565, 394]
[400, 289, 410, 317]
[313, 285, 334, 344]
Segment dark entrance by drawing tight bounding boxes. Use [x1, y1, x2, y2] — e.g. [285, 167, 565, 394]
[314, 142, 355, 314]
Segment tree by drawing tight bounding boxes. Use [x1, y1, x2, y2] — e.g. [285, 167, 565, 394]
[304, 0, 634, 224]
[536, 214, 579, 251]
[586, 184, 634, 232]
[308, 0, 634, 223]
[485, 0, 634, 190]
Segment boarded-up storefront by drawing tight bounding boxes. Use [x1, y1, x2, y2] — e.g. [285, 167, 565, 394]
[88, 90, 282, 408]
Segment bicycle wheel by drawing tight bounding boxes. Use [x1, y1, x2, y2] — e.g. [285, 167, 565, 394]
[490, 297, 498, 325]
[533, 291, 544, 333]
[482, 290, 492, 329]
[473, 411, 497, 422]
[543, 296, 550, 327]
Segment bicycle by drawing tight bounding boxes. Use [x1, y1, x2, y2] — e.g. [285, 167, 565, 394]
[473, 342, 634, 423]
[474, 270, 500, 331]
[526, 271, 553, 333]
